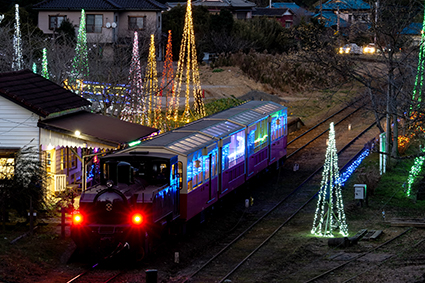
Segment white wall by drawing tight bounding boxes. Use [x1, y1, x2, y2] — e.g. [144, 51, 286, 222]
[0, 96, 40, 148]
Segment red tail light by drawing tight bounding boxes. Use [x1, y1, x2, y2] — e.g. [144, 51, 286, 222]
[72, 211, 84, 225]
[131, 212, 143, 225]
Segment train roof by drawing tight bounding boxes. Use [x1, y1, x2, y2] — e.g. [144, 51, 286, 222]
[205, 108, 267, 126]
[103, 150, 177, 160]
[134, 131, 216, 155]
[173, 119, 244, 139]
[234, 101, 287, 116]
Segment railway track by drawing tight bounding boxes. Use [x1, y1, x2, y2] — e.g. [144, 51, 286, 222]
[178, 103, 381, 282]
[66, 244, 130, 283]
[303, 228, 413, 283]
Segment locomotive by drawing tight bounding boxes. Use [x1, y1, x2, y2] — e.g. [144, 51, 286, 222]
[71, 100, 288, 257]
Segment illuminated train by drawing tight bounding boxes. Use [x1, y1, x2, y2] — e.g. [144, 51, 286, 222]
[71, 101, 288, 256]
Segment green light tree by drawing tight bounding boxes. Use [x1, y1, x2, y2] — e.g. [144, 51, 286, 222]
[311, 122, 348, 237]
[41, 48, 49, 79]
[71, 9, 89, 82]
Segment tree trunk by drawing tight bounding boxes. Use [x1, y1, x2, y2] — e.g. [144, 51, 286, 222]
[368, 87, 385, 133]
[392, 112, 399, 157]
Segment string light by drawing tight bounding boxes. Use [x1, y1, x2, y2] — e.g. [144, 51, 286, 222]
[12, 4, 23, 71]
[406, 147, 425, 197]
[41, 48, 49, 79]
[411, 5, 425, 112]
[336, 148, 370, 187]
[174, 0, 206, 122]
[143, 34, 159, 127]
[121, 31, 143, 124]
[71, 9, 89, 83]
[311, 122, 349, 237]
[32, 62, 37, 74]
[163, 30, 175, 129]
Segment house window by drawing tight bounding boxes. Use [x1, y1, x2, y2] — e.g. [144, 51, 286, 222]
[49, 15, 66, 30]
[285, 21, 292, 28]
[128, 16, 145, 30]
[86, 14, 103, 33]
[0, 158, 14, 179]
[60, 148, 65, 170]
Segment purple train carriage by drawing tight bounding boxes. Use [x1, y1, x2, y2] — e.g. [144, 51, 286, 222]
[70, 101, 287, 257]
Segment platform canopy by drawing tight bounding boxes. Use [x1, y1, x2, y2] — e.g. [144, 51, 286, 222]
[38, 111, 158, 149]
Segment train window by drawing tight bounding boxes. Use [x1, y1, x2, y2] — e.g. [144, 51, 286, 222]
[222, 143, 230, 171]
[193, 155, 202, 187]
[178, 162, 183, 189]
[228, 131, 245, 168]
[103, 161, 118, 185]
[187, 159, 193, 192]
[152, 162, 168, 186]
[117, 161, 132, 184]
[248, 119, 269, 155]
[203, 155, 210, 180]
[271, 111, 287, 142]
[211, 150, 217, 177]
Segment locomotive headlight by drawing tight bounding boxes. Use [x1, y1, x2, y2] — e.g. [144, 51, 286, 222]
[72, 211, 84, 225]
[131, 212, 143, 225]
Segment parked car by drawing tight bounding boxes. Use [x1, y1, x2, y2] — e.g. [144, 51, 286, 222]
[339, 43, 363, 55]
[363, 43, 376, 54]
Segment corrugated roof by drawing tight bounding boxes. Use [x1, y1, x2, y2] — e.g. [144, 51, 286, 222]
[38, 110, 158, 147]
[33, 0, 167, 11]
[0, 69, 91, 118]
[138, 131, 216, 155]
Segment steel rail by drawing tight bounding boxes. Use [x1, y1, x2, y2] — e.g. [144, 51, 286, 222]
[287, 106, 363, 158]
[185, 118, 379, 283]
[288, 99, 364, 146]
[304, 228, 412, 283]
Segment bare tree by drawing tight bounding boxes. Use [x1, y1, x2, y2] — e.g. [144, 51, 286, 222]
[295, 0, 424, 164]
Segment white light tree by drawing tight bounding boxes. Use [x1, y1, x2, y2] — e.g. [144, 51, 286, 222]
[12, 4, 23, 71]
[311, 122, 348, 237]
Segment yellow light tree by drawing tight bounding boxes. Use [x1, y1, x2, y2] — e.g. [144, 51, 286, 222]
[143, 34, 159, 127]
[173, 0, 206, 122]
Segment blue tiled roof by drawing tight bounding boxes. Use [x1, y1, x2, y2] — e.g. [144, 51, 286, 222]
[402, 22, 423, 35]
[316, 0, 370, 10]
[33, 0, 167, 11]
[270, 2, 299, 9]
[313, 11, 349, 28]
[268, 2, 313, 16]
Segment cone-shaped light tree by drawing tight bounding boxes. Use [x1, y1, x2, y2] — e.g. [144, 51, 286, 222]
[12, 4, 23, 71]
[143, 34, 159, 127]
[163, 30, 175, 129]
[71, 9, 89, 82]
[121, 31, 143, 124]
[173, 0, 206, 122]
[311, 122, 349, 237]
[41, 48, 49, 79]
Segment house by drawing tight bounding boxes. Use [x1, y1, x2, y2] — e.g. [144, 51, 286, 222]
[314, 0, 371, 28]
[0, 69, 158, 196]
[268, 2, 313, 24]
[166, 0, 256, 20]
[252, 8, 294, 28]
[33, 0, 167, 45]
